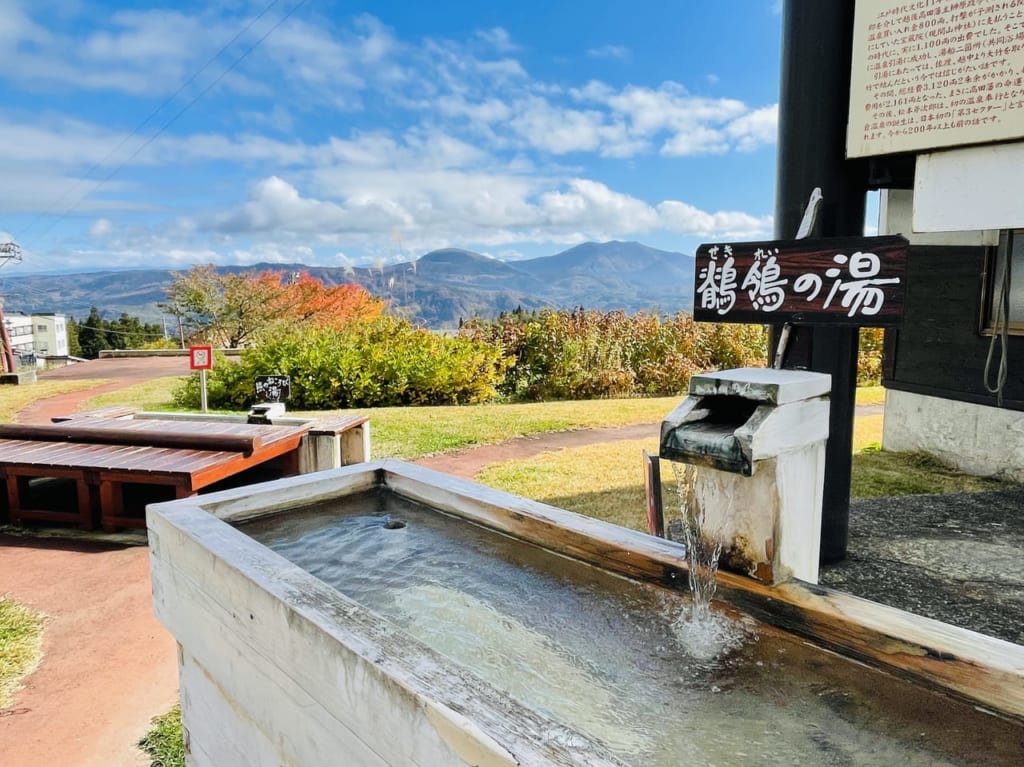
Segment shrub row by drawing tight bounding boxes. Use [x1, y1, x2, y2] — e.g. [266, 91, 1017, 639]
[173, 309, 884, 410]
[172, 316, 510, 409]
[459, 309, 768, 400]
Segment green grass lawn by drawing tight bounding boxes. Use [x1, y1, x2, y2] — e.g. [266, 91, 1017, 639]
[139, 705, 185, 767]
[0, 597, 45, 709]
[348, 397, 676, 458]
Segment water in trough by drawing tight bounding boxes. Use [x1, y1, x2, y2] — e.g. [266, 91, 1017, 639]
[241, 489, 1024, 766]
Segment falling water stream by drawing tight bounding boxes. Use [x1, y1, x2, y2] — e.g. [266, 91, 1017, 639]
[241, 490, 1023, 766]
[668, 462, 748, 662]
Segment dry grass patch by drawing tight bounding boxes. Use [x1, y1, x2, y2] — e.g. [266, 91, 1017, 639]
[855, 386, 886, 407]
[476, 437, 670, 532]
[853, 413, 884, 452]
[475, 410, 1014, 526]
[0, 379, 109, 423]
[851, 448, 1016, 497]
[83, 376, 184, 412]
[0, 597, 45, 708]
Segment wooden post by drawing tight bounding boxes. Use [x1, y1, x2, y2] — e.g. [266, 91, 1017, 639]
[0, 303, 16, 374]
[643, 450, 665, 538]
[774, 0, 867, 563]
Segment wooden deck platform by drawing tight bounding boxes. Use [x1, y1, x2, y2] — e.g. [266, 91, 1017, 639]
[0, 418, 312, 530]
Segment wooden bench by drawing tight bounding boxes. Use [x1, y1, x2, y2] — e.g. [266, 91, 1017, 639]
[50, 406, 139, 422]
[301, 414, 371, 470]
[0, 418, 311, 531]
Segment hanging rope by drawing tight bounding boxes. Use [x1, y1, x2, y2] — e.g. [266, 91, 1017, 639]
[983, 241, 1011, 407]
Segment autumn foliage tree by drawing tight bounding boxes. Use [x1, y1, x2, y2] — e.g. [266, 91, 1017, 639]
[161, 266, 382, 347]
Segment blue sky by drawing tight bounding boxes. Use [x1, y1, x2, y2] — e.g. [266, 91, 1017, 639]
[0, 0, 785, 275]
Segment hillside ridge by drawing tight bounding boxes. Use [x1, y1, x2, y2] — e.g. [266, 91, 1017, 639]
[4, 241, 696, 328]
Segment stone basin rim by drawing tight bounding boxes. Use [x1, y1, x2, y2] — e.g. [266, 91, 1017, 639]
[148, 458, 1024, 724]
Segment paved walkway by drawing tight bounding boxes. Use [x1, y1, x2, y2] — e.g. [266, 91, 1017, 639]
[2, 361, 187, 767]
[0, 536, 177, 767]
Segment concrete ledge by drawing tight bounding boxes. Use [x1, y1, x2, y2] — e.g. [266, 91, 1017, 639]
[0, 370, 38, 385]
[98, 348, 243, 359]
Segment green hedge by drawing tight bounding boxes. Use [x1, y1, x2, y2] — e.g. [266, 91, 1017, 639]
[172, 316, 510, 409]
[172, 309, 884, 412]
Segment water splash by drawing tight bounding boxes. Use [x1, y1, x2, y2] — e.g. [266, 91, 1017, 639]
[670, 462, 747, 661]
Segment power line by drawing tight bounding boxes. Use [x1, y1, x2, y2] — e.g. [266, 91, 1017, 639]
[21, 0, 311, 244]
[71, 322, 167, 339]
[15, 0, 285, 242]
[0, 242, 22, 268]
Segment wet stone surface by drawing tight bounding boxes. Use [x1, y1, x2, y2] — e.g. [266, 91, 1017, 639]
[820, 488, 1024, 645]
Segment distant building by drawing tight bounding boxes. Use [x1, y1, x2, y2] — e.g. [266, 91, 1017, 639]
[2, 312, 69, 365]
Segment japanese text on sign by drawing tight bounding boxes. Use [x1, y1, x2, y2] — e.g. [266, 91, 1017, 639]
[848, 0, 1024, 157]
[255, 375, 291, 403]
[693, 236, 909, 326]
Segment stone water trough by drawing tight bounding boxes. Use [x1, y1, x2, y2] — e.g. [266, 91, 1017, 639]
[148, 460, 1024, 766]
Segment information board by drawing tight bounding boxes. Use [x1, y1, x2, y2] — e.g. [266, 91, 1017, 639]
[848, 0, 1024, 157]
[693, 236, 909, 326]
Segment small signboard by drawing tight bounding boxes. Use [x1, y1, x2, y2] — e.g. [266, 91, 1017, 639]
[693, 235, 909, 326]
[189, 345, 213, 370]
[255, 375, 291, 403]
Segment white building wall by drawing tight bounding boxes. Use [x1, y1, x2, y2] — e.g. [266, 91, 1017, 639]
[3, 314, 35, 357]
[879, 190, 1023, 478]
[30, 314, 68, 356]
[884, 389, 1024, 483]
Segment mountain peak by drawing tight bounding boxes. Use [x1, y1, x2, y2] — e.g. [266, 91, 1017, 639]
[418, 248, 494, 264]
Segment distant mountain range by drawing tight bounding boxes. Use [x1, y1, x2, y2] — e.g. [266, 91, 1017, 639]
[1, 241, 696, 328]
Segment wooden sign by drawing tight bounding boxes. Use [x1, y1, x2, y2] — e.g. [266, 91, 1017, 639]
[693, 235, 909, 326]
[255, 375, 291, 402]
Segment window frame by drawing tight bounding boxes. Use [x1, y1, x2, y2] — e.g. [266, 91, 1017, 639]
[980, 229, 1024, 336]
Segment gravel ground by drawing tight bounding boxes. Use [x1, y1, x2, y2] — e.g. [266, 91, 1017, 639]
[821, 488, 1024, 644]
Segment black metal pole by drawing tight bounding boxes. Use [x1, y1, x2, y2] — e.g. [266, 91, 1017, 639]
[775, 0, 866, 563]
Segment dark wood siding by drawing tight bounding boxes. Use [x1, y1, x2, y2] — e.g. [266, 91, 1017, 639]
[883, 245, 1024, 410]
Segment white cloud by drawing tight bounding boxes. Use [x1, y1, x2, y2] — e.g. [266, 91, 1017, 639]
[725, 104, 778, 152]
[657, 201, 772, 239]
[212, 176, 413, 235]
[2, 7, 779, 272]
[562, 81, 772, 158]
[587, 45, 630, 61]
[207, 170, 771, 254]
[660, 126, 730, 157]
[509, 98, 605, 154]
[539, 179, 659, 232]
[88, 218, 113, 238]
[434, 95, 512, 125]
[0, 3, 230, 96]
[475, 27, 518, 53]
